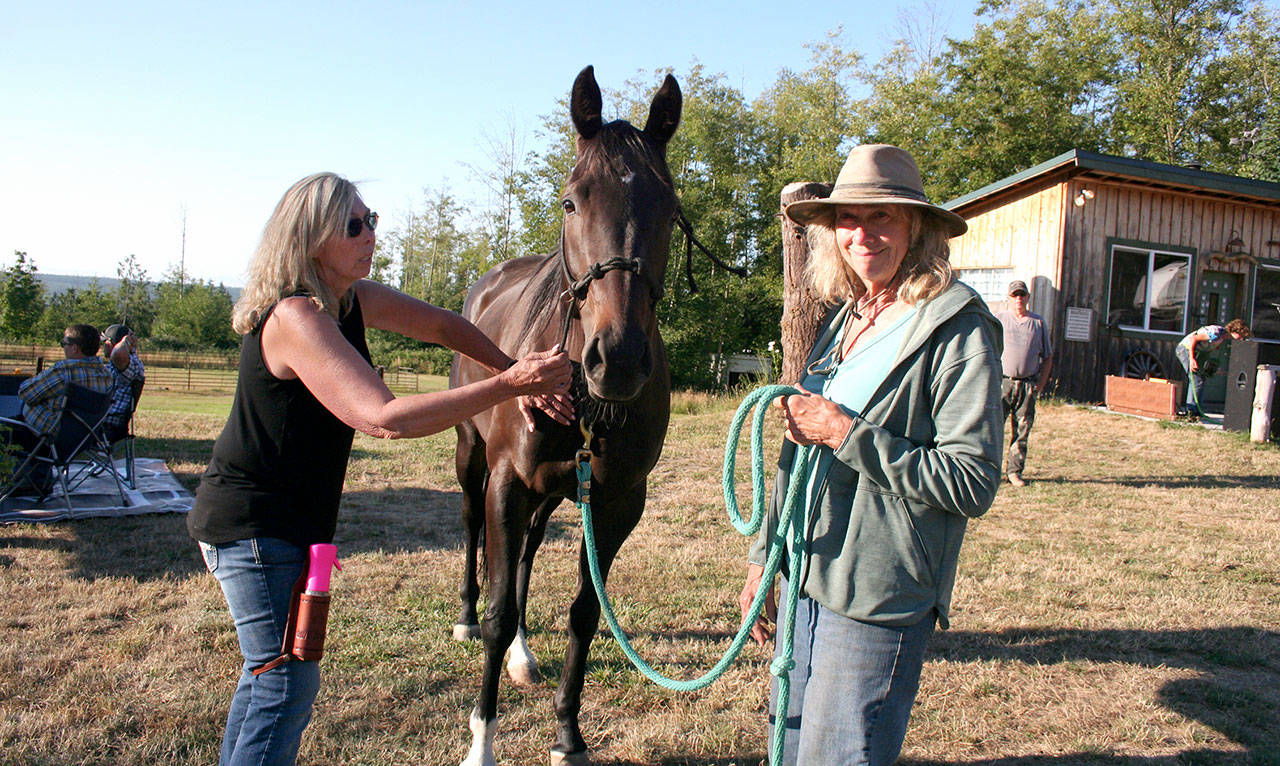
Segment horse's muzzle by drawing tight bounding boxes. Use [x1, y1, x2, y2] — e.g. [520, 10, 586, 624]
[582, 324, 653, 401]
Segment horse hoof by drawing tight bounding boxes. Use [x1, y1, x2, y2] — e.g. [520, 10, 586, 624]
[452, 623, 481, 641]
[550, 749, 589, 766]
[507, 661, 543, 686]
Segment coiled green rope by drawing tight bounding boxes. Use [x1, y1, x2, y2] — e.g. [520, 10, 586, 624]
[578, 384, 813, 764]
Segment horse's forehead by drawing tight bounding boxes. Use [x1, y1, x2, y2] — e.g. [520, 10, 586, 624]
[569, 163, 672, 205]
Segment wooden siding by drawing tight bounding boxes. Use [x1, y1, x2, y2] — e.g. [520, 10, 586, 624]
[950, 182, 1066, 322]
[951, 173, 1280, 403]
[1060, 178, 1280, 401]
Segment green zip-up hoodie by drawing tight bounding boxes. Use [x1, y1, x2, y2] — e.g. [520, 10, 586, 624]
[748, 280, 1003, 629]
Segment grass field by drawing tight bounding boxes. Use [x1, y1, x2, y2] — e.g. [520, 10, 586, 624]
[0, 390, 1277, 765]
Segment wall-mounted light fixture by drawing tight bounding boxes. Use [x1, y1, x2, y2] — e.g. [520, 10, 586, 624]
[1073, 188, 1095, 207]
[1226, 230, 1247, 253]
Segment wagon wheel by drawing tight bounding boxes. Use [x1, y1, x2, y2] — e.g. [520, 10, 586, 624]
[1123, 350, 1165, 380]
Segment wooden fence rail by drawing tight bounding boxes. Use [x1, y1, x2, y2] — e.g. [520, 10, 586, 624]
[0, 343, 429, 395]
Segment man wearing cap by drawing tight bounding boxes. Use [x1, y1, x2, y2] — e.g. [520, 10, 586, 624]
[996, 280, 1052, 486]
[100, 324, 145, 441]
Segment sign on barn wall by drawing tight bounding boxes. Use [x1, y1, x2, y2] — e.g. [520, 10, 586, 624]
[1065, 307, 1093, 342]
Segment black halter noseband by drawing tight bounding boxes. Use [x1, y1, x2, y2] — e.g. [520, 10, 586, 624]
[556, 252, 643, 350]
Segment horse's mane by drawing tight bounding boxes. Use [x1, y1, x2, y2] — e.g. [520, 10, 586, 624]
[514, 120, 673, 352]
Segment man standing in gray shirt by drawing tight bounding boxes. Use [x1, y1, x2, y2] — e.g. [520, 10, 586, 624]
[996, 280, 1053, 487]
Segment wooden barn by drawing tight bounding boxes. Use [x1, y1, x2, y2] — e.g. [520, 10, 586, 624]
[943, 149, 1280, 408]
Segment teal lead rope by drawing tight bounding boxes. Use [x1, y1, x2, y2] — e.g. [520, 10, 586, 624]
[577, 384, 813, 764]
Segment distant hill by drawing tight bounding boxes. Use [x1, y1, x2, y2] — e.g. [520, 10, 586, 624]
[36, 273, 242, 301]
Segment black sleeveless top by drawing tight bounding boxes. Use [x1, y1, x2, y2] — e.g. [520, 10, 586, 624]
[188, 294, 372, 548]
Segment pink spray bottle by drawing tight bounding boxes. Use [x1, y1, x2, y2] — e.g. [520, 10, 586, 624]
[292, 544, 341, 661]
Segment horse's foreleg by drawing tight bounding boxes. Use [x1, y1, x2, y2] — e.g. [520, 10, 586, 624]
[551, 484, 646, 763]
[507, 497, 559, 685]
[454, 422, 487, 641]
[464, 471, 534, 766]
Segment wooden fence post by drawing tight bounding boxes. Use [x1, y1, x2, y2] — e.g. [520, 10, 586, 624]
[1252, 365, 1278, 442]
[779, 181, 831, 386]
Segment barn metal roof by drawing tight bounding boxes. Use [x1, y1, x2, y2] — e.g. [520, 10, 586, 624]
[944, 149, 1280, 212]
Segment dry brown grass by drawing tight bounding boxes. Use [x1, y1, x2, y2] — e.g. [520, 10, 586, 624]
[0, 394, 1277, 765]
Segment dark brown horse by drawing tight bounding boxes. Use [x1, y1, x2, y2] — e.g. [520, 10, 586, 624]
[450, 66, 680, 766]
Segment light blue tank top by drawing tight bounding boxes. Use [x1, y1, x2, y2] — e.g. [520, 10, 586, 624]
[798, 306, 917, 511]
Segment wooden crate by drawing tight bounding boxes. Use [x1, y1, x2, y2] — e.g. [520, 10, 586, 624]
[1104, 375, 1182, 420]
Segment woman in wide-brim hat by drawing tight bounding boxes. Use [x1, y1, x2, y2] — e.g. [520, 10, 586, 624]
[738, 144, 1004, 764]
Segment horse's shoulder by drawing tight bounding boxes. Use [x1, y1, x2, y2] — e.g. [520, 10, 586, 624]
[463, 254, 555, 323]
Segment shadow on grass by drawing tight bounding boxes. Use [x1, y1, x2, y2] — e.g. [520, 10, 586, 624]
[924, 626, 1280, 762]
[597, 759, 764, 765]
[540, 626, 1280, 764]
[0, 482, 472, 582]
[1024, 473, 1277, 490]
[902, 752, 1266, 765]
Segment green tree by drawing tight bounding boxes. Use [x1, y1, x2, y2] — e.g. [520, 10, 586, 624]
[468, 120, 527, 267]
[150, 267, 236, 349]
[513, 102, 577, 259]
[0, 251, 47, 342]
[859, 0, 1118, 201]
[114, 254, 155, 336]
[1108, 0, 1249, 165]
[37, 281, 118, 341]
[610, 65, 776, 387]
[386, 187, 475, 311]
[756, 32, 863, 195]
[1202, 2, 1280, 174]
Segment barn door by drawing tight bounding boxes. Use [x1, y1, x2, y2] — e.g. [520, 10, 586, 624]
[1195, 271, 1241, 409]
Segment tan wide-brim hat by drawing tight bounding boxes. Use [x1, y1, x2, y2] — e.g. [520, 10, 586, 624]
[784, 144, 968, 238]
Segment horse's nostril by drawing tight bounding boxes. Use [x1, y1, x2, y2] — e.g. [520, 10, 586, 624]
[582, 336, 604, 371]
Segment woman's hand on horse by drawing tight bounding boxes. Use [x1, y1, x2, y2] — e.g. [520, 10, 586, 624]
[518, 393, 574, 431]
[740, 563, 777, 646]
[778, 392, 853, 450]
[503, 347, 573, 396]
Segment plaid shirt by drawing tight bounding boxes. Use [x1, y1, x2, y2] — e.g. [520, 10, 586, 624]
[17, 358, 113, 436]
[104, 353, 145, 431]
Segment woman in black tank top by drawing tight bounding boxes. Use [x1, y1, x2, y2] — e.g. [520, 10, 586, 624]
[189, 173, 572, 766]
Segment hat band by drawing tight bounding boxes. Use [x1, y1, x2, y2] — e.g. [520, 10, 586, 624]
[831, 182, 929, 203]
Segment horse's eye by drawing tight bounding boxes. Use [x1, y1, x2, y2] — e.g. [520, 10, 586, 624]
[562, 199, 576, 214]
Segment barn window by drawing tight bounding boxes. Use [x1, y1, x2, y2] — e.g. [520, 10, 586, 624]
[1106, 245, 1190, 334]
[954, 267, 1015, 304]
[1252, 261, 1280, 342]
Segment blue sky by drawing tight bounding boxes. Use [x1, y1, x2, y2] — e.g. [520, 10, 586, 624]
[1, 0, 983, 286]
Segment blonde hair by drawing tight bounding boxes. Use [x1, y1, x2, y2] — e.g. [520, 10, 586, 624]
[803, 205, 954, 307]
[231, 172, 359, 335]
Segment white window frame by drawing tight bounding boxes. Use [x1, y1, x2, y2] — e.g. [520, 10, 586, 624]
[1108, 244, 1192, 335]
[1252, 261, 1280, 344]
[955, 267, 1016, 306]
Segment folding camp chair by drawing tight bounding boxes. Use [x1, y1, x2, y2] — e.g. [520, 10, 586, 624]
[105, 377, 144, 489]
[0, 383, 126, 512]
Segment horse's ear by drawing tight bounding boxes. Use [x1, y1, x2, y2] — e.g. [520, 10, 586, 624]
[643, 74, 682, 147]
[571, 65, 603, 140]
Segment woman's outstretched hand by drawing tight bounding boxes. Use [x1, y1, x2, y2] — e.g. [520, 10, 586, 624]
[503, 347, 575, 431]
[503, 347, 572, 395]
[518, 393, 575, 431]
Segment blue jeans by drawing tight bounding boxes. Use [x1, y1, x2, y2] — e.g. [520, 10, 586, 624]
[200, 538, 320, 766]
[1175, 345, 1202, 411]
[769, 591, 936, 765]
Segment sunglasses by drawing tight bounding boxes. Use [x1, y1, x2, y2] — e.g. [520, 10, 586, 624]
[346, 211, 378, 238]
[59, 337, 76, 348]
